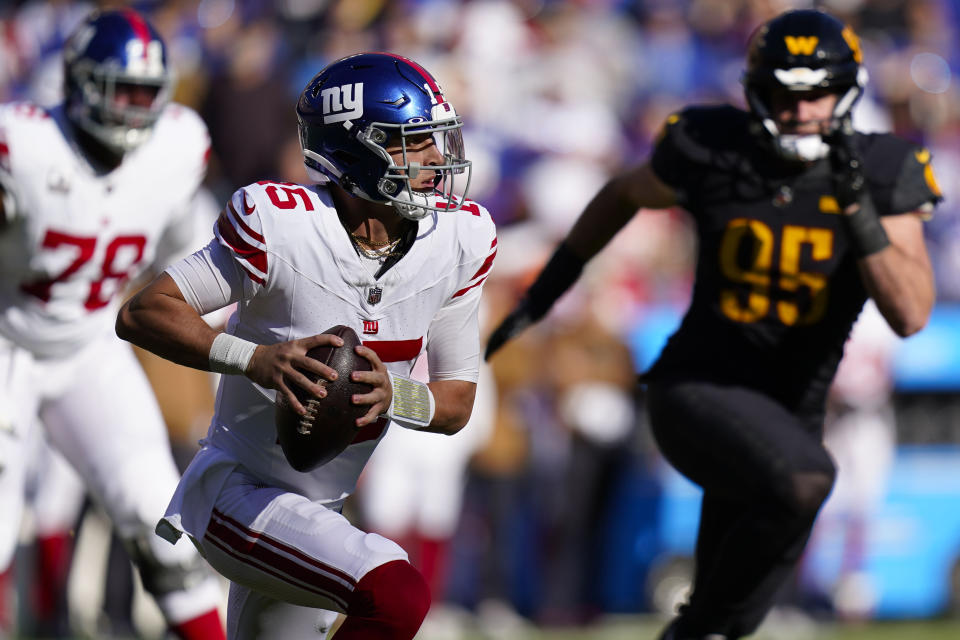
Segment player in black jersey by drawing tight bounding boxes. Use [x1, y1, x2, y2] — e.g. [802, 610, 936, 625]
[484, 9, 941, 640]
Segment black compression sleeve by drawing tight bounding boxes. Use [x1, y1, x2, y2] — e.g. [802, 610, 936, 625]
[844, 195, 890, 258]
[524, 242, 586, 320]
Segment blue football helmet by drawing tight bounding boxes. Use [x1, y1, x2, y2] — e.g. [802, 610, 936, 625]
[63, 9, 173, 154]
[296, 52, 471, 220]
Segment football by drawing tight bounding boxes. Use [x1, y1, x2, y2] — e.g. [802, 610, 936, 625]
[275, 325, 373, 472]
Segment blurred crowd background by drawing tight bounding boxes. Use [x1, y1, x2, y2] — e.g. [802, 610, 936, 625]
[2, 0, 960, 638]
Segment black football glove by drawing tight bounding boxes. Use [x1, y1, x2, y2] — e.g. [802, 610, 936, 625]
[826, 120, 890, 257]
[483, 242, 586, 361]
[827, 119, 866, 210]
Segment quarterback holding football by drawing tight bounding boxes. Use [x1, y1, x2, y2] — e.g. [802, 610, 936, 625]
[118, 52, 496, 639]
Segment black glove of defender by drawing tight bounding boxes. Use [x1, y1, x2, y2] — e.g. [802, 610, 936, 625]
[826, 121, 890, 257]
[827, 120, 866, 210]
[484, 242, 585, 361]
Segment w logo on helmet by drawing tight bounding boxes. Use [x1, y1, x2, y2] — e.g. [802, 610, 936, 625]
[784, 36, 818, 56]
[321, 83, 363, 124]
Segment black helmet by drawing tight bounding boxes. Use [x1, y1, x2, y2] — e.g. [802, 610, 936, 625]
[742, 9, 867, 161]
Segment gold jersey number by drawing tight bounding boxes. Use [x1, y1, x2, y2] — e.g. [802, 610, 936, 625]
[719, 218, 834, 325]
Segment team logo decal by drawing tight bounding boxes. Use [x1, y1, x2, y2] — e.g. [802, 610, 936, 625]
[363, 319, 379, 334]
[819, 195, 841, 214]
[322, 83, 363, 124]
[784, 35, 818, 56]
[124, 39, 164, 75]
[367, 286, 382, 305]
[47, 169, 71, 194]
[841, 26, 863, 63]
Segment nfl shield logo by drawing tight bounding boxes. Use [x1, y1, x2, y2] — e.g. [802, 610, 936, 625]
[367, 286, 382, 305]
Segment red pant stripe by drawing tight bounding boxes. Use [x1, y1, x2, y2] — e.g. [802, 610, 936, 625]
[203, 532, 348, 609]
[211, 508, 357, 585]
[205, 517, 353, 608]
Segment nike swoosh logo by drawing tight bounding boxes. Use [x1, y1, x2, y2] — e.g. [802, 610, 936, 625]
[243, 194, 255, 214]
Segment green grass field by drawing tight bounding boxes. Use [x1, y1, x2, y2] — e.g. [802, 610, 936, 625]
[423, 616, 960, 640]
[11, 618, 960, 639]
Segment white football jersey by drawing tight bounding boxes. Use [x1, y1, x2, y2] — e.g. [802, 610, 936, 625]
[194, 181, 497, 504]
[0, 101, 209, 358]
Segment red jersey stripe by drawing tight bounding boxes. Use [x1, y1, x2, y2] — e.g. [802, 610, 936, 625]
[362, 337, 423, 363]
[452, 275, 488, 299]
[216, 211, 268, 278]
[237, 262, 265, 286]
[227, 201, 265, 243]
[468, 246, 497, 282]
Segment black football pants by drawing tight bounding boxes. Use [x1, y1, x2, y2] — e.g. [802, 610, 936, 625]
[647, 380, 837, 639]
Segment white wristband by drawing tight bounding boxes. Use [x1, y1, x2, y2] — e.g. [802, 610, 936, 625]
[208, 333, 257, 375]
[385, 372, 435, 430]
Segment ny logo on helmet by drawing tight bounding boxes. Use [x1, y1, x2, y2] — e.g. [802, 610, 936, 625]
[322, 83, 363, 124]
[125, 39, 164, 76]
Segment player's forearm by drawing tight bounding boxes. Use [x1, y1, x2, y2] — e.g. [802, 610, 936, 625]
[421, 379, 477, 435]
[117, 281, 220, 370]
[524, 168, 663, 317]
[857, 247, 934, 337]
[565, 178, 637, 260]
[566, 162, 677, 260]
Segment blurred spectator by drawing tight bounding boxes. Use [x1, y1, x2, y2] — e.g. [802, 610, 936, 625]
[536, 312, 638, 626]
[200, 15, 293, 197]
[802, 301, 899, 621]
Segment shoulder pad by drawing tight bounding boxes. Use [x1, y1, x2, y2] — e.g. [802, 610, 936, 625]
[0, 102, 51, 124]
[246, 180, 321, 215]
[0, 102, 52, 221]
[154, 103, 210, 175]
[860, 133, 942, 216]
[214, 186, 269, 285]
[651, 104, 751, 190]
[446, 198, 497, 300]
[436, 196, 496, 253]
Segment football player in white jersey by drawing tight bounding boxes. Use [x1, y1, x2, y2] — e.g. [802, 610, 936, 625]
[117, 52, 497, 639]
[0, 10, 226, 639]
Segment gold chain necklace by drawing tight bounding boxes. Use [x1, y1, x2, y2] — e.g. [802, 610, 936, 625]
[350, 232, 403, 259]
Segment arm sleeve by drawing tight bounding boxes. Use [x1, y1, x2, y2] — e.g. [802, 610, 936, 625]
[426, 214, 497, 382]
[165, 239, 246, 315]
[426, 289, 483, 383]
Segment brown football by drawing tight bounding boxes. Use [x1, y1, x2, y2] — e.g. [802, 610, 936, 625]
[275, 325, 373, 472]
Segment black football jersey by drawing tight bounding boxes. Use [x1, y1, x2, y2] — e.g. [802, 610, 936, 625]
[644, 105, 941, 417]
